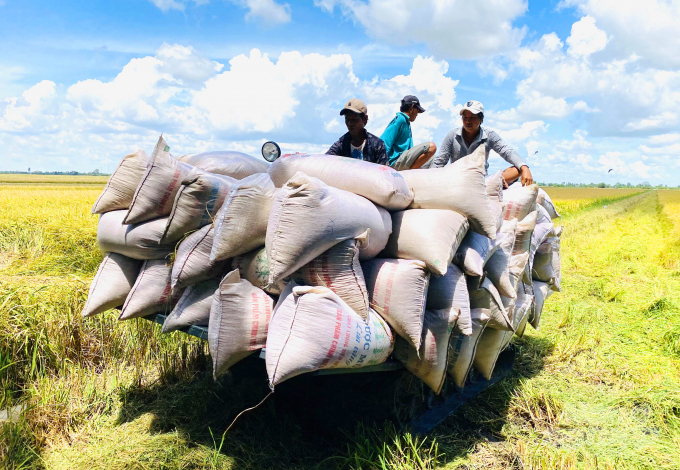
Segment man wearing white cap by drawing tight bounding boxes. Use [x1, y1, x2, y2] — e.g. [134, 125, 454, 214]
[430, 100, 534, 186]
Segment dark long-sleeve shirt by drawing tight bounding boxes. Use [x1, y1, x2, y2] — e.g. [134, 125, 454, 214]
[326, 131, 388, 165]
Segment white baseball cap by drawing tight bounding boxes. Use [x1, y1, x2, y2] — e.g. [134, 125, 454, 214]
[460, 100, 484, 115]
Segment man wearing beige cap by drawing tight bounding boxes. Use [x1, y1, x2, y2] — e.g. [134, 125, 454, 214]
[430, 100, 534, 186]
[326, 98, 388, 165]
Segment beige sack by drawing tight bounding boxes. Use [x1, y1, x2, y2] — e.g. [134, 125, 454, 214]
[161, 278, 219, 333]
[447, 308, 489, 388]
[485, 170, 505, 231]
[532, 239, 555, 283]
[209, 270, 274, 378]
[503, 183, 538, 221]
[265, 283, 394, 388]
[268, 153, 413, 210]
[382, 209, 469, 276]
[485, 219, 517, 298]
[211, 173, 277, 262]
[97, 210, 174, 260]
[82, 253, 142, 317]
[507, 212, 537, 292]
[468, 277, 513, 331]
[92, 150, 149, 214]
[426, 263, 470, 335]
[266, 172, 392, 283]
[180, 151, 269, 179]
[162, 172, 236, 243]
[362, 258, 430, 350]
[453, 231, 505, 277]
[530, 281, 553, 330]
[231, 247, 286, 295]
[500, 294, 534, 350]
[171, 225, 230, 290]
[537, 188, 560, 219]
[400, 146, 496, 238]
[119, 259, 182, 320]
[551, 226, 563, 292]
[393, 309, 456, 394]
[291, 239, 369, 319]
[124, 136, 196, 224]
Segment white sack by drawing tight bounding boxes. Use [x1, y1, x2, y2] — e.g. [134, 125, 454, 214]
[508, 212, 537, 292]
[124, 136, 196, 224]
[211, 173, 277, 262]
[172, 225, 230, 290]
[393, 309, 456, 394]
[447, 308, 489, 389]
[362, 258, 430, 350]
[468, 277, 513, 331]
[453, 231, 504, 277]
[551, 226, 563, 292]
[268, 153, 413, 211]
[426, 263, 470, 335]
[97, 210, 174, 260]
[231, 247, 286, 295]
[291, 238, 369, 319]
[92, 150, 149, 214]
[485, 219, 517, 298]
[265, 283, 393, 388]
[485, 170, 505, 231]
[400, 145, 496, 238]
[162, 172, 236, 243]
[537, 188, 560, 219]
[265, 172, 392, 283]
[82, 253, 142, 317]
[382, 209, 469, 276]
[209, 270, 274, 378]
[500, 294, 534, 350]
[180, 151, 269, 179]
[503, 183, 538, 221]
[161, 278, 220, 333]
[120, 259, 182, 320]
[530, 281, 553, 330]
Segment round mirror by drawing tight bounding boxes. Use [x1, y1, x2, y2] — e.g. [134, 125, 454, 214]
[261, 141, 281, 162]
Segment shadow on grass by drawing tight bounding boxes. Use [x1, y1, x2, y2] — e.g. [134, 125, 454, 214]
[114, 333, 554, 469]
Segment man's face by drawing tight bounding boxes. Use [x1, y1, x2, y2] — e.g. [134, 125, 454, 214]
[461, 110, 481, 135]
[345, 112, 367, 137]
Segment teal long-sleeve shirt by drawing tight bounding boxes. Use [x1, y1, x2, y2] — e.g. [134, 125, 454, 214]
[381, 112, 413, 165]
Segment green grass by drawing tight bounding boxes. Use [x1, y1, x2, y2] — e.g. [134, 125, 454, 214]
[1, 185, 680, 469]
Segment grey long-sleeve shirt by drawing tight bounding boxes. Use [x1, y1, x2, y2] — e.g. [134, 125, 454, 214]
[430, 126, 526, 171]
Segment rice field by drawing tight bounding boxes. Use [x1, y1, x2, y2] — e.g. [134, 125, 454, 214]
[1, 175, 679, 469]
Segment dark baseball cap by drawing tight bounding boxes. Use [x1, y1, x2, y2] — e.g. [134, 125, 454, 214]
[402, 95, 425, 112]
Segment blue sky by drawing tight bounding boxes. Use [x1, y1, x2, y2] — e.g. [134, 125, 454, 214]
[1, 0, 679, 184]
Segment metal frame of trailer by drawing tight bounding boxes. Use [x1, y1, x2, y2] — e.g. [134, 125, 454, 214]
[144, 313, 516, 434]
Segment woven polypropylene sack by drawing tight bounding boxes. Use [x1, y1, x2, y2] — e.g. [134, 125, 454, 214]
[507, 212, 537, 292]
[485, 170, 504, 231]
[161, 278, 220, 333]
[162, 172, 236, 243]
[529, 206, 554, 274]
[537, 188, 560, 219]
[211, 173, 277, 262]
[426, 263, 470, 335]
[453, 230, 504, 277]
[82, 253, 143, 317]
[400, 145, 496, 238]
[468, 277, 513, 331]
[503, 183, 538, 221]
[120, 259, 182, 320]
[447, 309, 490, 389]
[172, 225, 230, 291]
[265, 172, 392, 283]
[124, 136, 196, 224]
[291, 238, 369, 319]
[265, 283, 394, 388]
[209, 270, 274, 378]
[530, 281, 553, 330]
[551, 226, 563, 292]
[532, 235, 555, 283]
[231, 247, 286, 295]
[92, 150, 149, 214]
[393, 309, 456, 394]
[473, 327, 513, 381]
[500, 294, 534, 350]
[485, 219, 517, 298]
[268, 153, 413, 211]
[97, 210, 174, 260]
[381, 209, 469, 276]
[179, 151, 269, 179]
[362, 258, 430, 350]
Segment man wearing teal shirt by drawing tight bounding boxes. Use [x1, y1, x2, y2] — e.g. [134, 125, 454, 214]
[381, 95, 437, 170]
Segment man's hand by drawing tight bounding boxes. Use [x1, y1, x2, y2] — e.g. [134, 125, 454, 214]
[520, 165, 533, 186]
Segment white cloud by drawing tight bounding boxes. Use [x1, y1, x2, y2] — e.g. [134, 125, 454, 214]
[0, 80, 57, 132]
[566, 16, 608, 58]
[156, 43, 224, 84]
[315, 0, 528, 59]
[148, 0, 206, 12]
[237, 0, 292, 25]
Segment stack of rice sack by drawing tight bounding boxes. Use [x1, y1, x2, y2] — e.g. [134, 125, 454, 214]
[83, 135, 562, 396]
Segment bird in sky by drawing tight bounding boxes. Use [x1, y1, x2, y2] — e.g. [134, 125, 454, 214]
[608, 169, 613, 173]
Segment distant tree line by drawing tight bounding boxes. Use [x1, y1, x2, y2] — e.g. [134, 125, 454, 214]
[537, 181, 676, 189]
[0, 169, 110, 176]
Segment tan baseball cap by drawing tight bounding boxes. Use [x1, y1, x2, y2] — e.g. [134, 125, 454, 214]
[340, 98, 368, 116]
